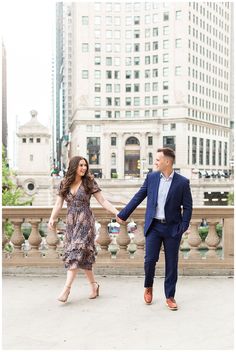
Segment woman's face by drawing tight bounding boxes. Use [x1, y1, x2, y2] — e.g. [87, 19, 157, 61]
[76, 159, 87, 177]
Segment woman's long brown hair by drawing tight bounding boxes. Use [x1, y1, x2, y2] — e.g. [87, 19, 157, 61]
[59, 156, 94, 198]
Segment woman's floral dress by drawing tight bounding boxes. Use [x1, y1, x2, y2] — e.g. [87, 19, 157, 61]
[57, 179, 101, 270]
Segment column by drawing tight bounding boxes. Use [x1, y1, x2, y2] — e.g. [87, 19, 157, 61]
[27, 219, 42, 257]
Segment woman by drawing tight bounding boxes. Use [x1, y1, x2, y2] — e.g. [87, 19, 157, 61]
[48, 156, 119, 303]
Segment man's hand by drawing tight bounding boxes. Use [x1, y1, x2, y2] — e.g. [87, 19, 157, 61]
[116, 215, 126, 225]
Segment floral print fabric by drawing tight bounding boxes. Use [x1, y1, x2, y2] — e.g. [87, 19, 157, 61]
[57, 179, 101, 270]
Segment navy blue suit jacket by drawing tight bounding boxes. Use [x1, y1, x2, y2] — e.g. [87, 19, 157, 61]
[118, 171, 193, 237]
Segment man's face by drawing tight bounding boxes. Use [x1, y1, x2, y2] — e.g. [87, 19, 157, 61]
[154, 152, 169, 172]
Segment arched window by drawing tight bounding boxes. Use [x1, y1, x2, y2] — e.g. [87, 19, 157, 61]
[125, 137, 140, 145]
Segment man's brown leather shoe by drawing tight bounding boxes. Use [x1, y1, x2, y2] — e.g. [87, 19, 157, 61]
[166, 297, 178, 310]
[144, 287, 153, 304]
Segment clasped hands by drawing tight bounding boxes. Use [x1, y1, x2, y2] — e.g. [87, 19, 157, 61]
[115, 215, 126, 225]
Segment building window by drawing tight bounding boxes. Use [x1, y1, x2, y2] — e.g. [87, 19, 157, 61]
[163, 81, 169, 90]
[87, 137, 100, 165]
[134, 84, 139, 92]
[163, 95, 169, 104]
[106, 57, 112, 65]
[95, 83, 101, 92]
[106, 111, 112, 118]
[94, 70, 101, 79]
[148, 136, 153, 145]
[30, 154, 33, 161]
[163, 109, 168, 117]
[206, 139, 210, 165]
[176, 10, 182, 20]
[82, 16, 88, 25]
[126, 97, 131, 106]
[106, 71, 112, 79]
[36, 138, 41, 143]
[29, 138, 34, 143]
[111, 136, 117, 146]
[199, 138, 204, 165]
[114, 97, 120, 106]
[126, 84, 131, 92]
[106, 97, 112, 106]
[163, 40, 169, 49]
[163, 26, 169, 35]
[175, 39, 182, 48]
[126, 70, 132, 79]
[175, 66, 182, 75]
[145, 83, 150, 92]
[218, 141, 222, 166]
[22, 138, 26, 143]
[82, 43, 89, 52]
[94, 56, 101, 65]
[114, 84, 120, 93]
[95, 97, 101, 106]
[115, 111, 120, 118]
[163, 12, 169, 21]
[212, 140, 216, 165]
[163, 67, 169, 76]
[106, 84, 112, 93]
[192, 137, 197, 164]
[163, 136, 176, 151]
[148, 152, 153, 165]
[111, 153, 116, 166]
[224, 142, 227, 166]
[95, 111, 101, 119]
[152, 82, 158, 91]
[134, 97, 140, 106]
[95, 43, 101, 52]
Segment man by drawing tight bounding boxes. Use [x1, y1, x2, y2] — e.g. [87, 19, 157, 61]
[116, 147, 192, 310]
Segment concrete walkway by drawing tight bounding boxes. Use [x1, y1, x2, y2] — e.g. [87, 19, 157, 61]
[2, 275, 234, 350]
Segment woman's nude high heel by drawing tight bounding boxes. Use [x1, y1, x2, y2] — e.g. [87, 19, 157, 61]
[58, 285, 71, 303]
[89, 282, 100, 299]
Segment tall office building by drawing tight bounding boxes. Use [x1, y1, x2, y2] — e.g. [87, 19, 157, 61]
[2, 40, 8, 153]
[59, 2, 232, 180]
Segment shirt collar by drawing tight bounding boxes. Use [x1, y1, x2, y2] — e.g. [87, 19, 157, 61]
[160, 170, 174, 181]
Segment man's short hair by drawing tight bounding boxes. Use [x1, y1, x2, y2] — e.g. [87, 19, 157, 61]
[157, 147, 175, 162]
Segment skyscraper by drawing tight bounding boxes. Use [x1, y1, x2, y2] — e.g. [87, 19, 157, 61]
[57, 2, 232, 180]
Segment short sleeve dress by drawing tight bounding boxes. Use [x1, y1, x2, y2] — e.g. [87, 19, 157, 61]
[57, 179, 101, 270]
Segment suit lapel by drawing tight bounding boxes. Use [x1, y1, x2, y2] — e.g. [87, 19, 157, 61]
[153, 172, 161, 205]
[165, 172, 178, 205]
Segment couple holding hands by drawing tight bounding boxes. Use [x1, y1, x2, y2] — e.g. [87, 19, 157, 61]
[48, 147, 192, 310]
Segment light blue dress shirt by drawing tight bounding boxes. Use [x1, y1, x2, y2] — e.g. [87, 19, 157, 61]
[155, 171, 174, 219]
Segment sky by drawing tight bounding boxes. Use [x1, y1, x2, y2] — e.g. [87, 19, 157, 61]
[1, 0, 55, 166]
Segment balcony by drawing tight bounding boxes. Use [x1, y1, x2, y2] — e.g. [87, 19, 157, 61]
[2, 206, 234, 276]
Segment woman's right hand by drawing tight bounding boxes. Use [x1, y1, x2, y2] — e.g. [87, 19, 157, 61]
[48, 218, 56, 231]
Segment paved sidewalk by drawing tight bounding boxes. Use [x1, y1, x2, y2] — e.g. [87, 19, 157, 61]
[2, 275, 234, 350]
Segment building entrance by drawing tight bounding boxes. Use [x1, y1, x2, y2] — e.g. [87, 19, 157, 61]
[124, 137, 140, 177]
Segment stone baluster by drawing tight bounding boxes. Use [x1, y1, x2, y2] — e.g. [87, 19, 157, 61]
[133, 220, 145, 259]
[96, 219, 112, 258]
[27, 219, 42, 257]
[46, 226, 60, 259]
[2, 220, 9, 250]
[116, 224, 130, 258]
[205, 219, 220, 259]
[187, 220, 202, 259]
[10, 218, 25, 257]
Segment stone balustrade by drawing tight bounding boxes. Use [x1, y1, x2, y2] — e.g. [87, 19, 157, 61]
[2, 206, 234, 275]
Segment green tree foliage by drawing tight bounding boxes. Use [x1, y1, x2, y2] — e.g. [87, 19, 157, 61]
[2, 145, 32, 206]
[227, 192, 234, 206]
